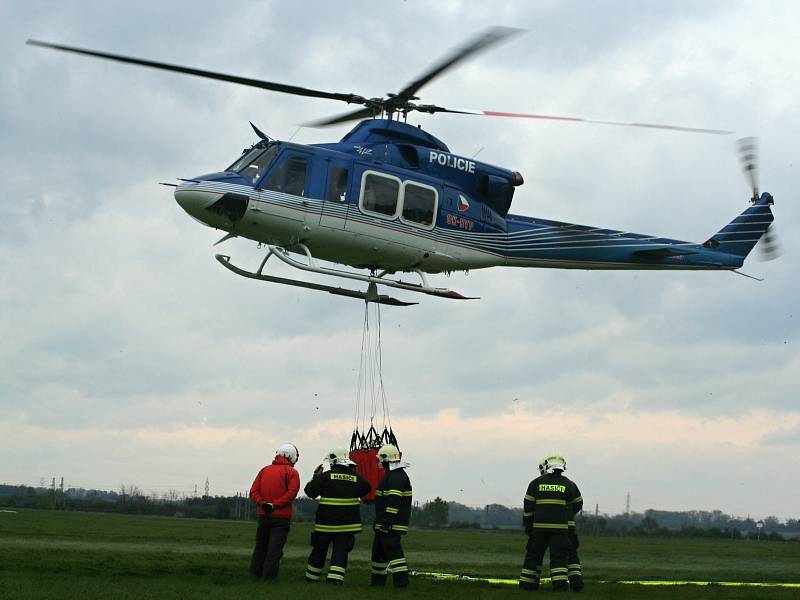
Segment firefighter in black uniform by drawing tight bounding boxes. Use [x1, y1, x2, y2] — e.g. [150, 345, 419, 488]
[370, 443, 412, 588]
[533, 457, 584, 591]
[519, 452, 583, 592]
[304, 447, 372, 585]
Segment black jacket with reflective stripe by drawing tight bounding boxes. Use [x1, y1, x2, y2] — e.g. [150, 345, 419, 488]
[375, 467, 412, 533]
[522, 471, 582, 530]
[304, 465, 372, 533]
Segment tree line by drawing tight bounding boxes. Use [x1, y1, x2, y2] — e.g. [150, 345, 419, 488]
[1, 484, 797, 541]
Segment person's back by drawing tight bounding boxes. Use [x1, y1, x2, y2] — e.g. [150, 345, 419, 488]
[251, 455, 300, 519]
[526, 470, 572, 530]
[305, 463, 371, 534]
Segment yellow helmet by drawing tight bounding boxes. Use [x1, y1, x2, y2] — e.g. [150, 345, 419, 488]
[325, 447, 355, 466]
[544, 452, 566, 472]
[377, 444, 401, 463]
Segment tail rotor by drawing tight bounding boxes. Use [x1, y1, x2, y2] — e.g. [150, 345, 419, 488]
[736, 137, 759, 202]
[736, 137, 781, 261]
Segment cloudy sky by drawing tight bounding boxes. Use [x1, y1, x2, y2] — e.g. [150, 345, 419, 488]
[2, 1, 798, 519]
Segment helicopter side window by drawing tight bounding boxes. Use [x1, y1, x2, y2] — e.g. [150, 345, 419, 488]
[401, 181, 437, 228]
[327, 167, 349, 202]
[361, 172, 400, 218]
[284, 157, 308, 196]
[265, 155, 308, 196]
[265, 159, 286, 191]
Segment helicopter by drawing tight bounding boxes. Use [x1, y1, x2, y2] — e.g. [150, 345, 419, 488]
[27, 28, 777, 306]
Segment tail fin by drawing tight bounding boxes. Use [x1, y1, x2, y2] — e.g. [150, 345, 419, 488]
[703, 193, 774, 258]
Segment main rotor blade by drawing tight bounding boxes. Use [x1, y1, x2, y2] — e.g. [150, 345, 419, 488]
[304, 107, 376, 127]
[27, 39, 366, 105]
[396, 26, 523, 102]
[439, 107, 733, 134]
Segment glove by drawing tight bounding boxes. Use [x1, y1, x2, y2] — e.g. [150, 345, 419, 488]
[260, 501, 274, 514]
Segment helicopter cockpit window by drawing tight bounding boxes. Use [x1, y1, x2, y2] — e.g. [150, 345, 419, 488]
[264, 155, 308, 196]
[361, 172, 400, 217]
[229, 145, 278, 183]
[401, 182, 437, 228]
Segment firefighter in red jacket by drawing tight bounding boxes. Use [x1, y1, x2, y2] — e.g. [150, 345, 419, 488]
[248, 443, 300, 579]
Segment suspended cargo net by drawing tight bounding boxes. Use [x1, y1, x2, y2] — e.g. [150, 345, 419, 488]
[349, 301, 399, 501]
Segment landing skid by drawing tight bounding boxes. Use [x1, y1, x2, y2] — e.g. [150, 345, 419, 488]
[215, 244, 478, 306]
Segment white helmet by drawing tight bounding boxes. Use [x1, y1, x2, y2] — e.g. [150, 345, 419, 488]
[538, 458, 546, 476]
[544, 452, 566, 472]
[276, 443, 299, 465]
[325, 447, 356, 466]
[377, 444, 401, 463]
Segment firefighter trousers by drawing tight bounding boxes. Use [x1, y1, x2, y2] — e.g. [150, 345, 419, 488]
[304, 532, 356, 584]
[248, 516, 290, 579]
[519, 529, 570, 591]
[370, 530, 409, 587]
[567, 529, 584, 591]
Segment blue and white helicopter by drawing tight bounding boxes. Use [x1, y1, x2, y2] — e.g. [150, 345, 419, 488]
[28, 29, 777, 306]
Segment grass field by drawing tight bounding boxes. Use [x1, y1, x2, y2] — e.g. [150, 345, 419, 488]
[1, 509, 799, 599]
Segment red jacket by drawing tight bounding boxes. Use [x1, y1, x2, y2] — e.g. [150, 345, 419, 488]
[249, 456, 300, 519]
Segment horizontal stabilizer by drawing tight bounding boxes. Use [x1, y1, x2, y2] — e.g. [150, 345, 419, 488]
[633, 246, 697, 258]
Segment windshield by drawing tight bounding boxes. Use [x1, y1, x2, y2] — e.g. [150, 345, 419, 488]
[227, 144, 279, 182]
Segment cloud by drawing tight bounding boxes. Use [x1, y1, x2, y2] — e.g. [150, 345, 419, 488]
[3, 406, 797, 517]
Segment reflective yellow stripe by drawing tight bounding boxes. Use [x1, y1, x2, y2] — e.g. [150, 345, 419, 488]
[327, 572, 344, 581]
[306, 565, 322, 573]
[385, 489, 403, 496]
[392, 525, 409, 531]
[552, 575, 568, 581]
[374, 490, 383, 496]
[319, 497, 359, 506]
[305, 573, 320, 581]
[524, 494, 535, 501]
[567, 564, 581, 569]
[392, 566, 409, 573]
[413, 570, 800, 588]
[329, 565, 346, 573]
[403, 491, 413, 496]
[550, 567, 568, 574]
[569, 496, 583, 504]
[372, 562, 388, 568]
[567, 520, 576, 526]
[535, 499, 566, 505]
[385, 507, 399, 514]
[389, 558, 407, 565]
[519, 576, 538, 583]
[533, 523, 568, 529]
[521, 568, 538, 575]
[314, 523, 362, 533]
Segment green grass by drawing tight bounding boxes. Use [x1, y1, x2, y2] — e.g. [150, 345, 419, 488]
[1, 509, 798, 599]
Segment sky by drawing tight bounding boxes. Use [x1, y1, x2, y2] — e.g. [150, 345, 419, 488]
[2, 1, 798, 520]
